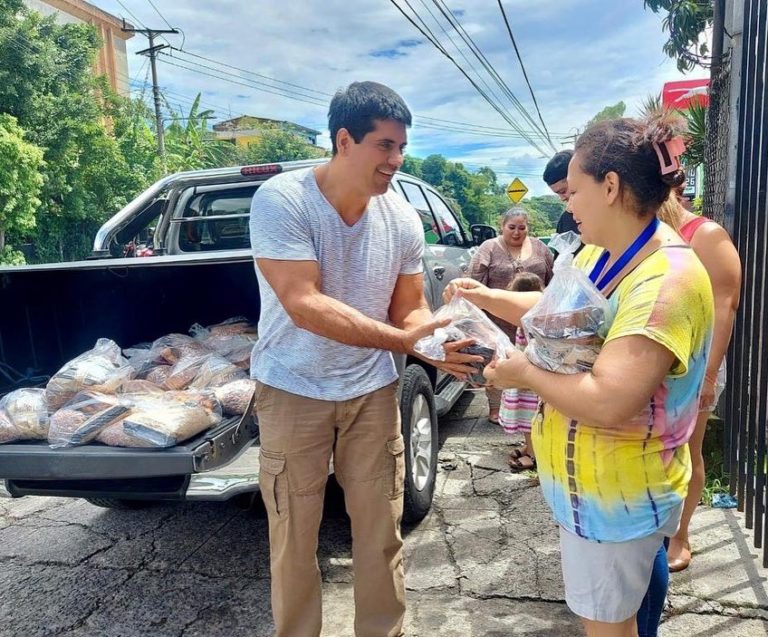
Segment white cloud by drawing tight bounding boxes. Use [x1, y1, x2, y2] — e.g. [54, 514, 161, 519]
[94, 0, 695, 195]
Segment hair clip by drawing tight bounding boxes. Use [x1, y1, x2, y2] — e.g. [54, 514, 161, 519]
[652, 137, 686, 175]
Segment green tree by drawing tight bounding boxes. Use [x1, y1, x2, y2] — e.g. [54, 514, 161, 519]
[0, 114, 44, 264]
[643, 0, 713, 72]
[520, 195, 564, 237]
[401, 155, 423, 179]
[240, 124, 327, 165]
[587, 101, 626, 127]
[421, 154, 448, 187]
[0, 7, 149, 262]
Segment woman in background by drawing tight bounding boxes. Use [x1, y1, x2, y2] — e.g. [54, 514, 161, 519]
[657, 187, 741, 572]
[468, 208, 553, 424]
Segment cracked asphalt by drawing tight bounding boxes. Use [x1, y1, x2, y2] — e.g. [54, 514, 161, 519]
[1, 390, 767, 636]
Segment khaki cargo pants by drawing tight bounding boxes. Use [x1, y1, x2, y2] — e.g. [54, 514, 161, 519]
[255, 381, 406, 637]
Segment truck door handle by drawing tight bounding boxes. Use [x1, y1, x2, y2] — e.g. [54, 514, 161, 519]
[433, 265, 446, 280]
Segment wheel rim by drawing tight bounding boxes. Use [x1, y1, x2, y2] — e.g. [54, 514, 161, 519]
[409, 393, 433, 491]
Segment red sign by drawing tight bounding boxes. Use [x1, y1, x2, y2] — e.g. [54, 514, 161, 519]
[662, 79, 710, 110]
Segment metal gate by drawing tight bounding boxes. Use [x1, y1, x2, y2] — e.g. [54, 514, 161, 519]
[725, 0, 768, 567]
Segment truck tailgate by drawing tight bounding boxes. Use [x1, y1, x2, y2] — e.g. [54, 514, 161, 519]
[0, 396, 258, 481]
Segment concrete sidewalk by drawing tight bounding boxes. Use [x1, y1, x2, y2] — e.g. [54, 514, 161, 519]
[323, 390, 768, 636]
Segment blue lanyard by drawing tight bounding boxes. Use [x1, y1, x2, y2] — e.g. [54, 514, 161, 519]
[588, 217, 660, 291]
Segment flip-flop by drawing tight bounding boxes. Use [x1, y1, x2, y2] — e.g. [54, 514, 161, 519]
[488, 414, 500, 425]
[508, 448, 527, 460]
[508, 454, 537, 472]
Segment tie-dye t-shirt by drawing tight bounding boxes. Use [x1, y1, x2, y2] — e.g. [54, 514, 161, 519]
[531, 244, 714, 542]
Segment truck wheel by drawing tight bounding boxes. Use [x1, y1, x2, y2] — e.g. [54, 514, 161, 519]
[85, 498, 152, 510]
[400, 364, 438, 525]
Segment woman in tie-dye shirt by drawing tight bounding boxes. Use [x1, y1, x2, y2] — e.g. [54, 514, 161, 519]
[443, 114, 714, 637]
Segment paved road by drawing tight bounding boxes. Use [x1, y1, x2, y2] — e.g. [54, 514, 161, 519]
[1, 390, 766, 636]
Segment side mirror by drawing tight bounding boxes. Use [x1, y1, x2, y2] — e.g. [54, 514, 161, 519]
[470, 224, 497, 246]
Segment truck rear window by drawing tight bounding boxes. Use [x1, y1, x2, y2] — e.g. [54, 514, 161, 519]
[178, 187, 258, 252]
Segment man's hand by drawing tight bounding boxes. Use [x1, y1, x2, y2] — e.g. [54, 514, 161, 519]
[403, 317, 485, 381]
[483, 348, 530, 389]
[442, 278, 492, 308]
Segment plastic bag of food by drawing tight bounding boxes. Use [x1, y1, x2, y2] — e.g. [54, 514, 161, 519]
[188, 354, 248, 389]
[150, 334, 213, 365]
[45, 339, 135, 411]
[214, 379, 257, 416]
[120, 391, 222, 448]
[521, 233, 612, 374]
[48, 391, 131, 448]
[0, 389, 49, 443]
[116, 379, 166, 395]
[145, 365, 172, 386]
[201, 333, 257, 369]
[414, 294, 513, 384]
[190, 317, 258, 339]
[162, 355, 212, 390]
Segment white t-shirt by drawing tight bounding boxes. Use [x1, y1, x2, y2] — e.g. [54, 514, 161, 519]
[249, 167, 424, 401]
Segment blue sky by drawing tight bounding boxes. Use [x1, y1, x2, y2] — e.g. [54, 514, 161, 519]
[93, 0, 699, 195]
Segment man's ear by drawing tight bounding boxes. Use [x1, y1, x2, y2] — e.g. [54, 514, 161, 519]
[336, 128, 352, 155]
[604, 171, 621, 206]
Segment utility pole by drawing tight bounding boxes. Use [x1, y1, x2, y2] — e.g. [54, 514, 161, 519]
[121, 20, 178, 170]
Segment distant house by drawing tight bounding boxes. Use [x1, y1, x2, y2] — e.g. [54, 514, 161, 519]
[213, 116, 321, 147]
[23, 0, 133, 96]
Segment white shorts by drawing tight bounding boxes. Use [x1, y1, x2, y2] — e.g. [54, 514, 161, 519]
[559, 503, 682, 623]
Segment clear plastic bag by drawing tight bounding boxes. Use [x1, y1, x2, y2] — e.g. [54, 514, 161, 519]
[214, 379, 256, 416]
[45, 339, 135, 411]
[414, 294, 513, 384]
[0, 388, 49, 444]
[48, 391, 131, 448]
[188, 354, 248, 389]
[120, 391, 222, 448]
[190, 317, 258, 339]
[201, 333, 257, 369]
[521, 233, 612, 374]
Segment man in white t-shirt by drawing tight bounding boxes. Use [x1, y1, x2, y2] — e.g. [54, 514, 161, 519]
[250, 81, 478, 637]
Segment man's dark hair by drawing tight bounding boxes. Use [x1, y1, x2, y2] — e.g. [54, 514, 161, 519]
[328, 81, 412, 155]
[543, 150, 574, 185]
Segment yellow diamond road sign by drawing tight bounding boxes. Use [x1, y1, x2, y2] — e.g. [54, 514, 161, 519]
[506, 177, 528, 204]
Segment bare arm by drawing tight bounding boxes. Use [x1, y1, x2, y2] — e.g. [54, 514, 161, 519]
[690, 224, 741, 383]
[257, 258, 412, 353]
[443, 278, 541, 326]
[389, 272, 486, 378]
[485, 335, 675, 428]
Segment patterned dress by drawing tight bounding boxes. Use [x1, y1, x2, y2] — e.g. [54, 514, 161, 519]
[499, 327, 539, 434]
[532, 244, 714, 542]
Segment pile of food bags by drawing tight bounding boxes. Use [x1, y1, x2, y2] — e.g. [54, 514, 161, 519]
[521, 232, 613, 374]
[0, 317, 259, 449]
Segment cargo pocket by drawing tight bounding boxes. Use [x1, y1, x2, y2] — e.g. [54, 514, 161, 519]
[259, 450, 288, 519]
[385, 435, 406, 500]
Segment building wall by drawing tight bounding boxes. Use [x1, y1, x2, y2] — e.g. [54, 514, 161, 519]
[23, 0, 132, 96]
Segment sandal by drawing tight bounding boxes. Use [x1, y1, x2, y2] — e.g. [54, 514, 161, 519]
[488, 411, 500, 425]
[508, 447, 529, 461]
[508, 453, 536, 472]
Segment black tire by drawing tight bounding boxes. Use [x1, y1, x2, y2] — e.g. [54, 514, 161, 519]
[400, 364, 438, 525]
[84, 498, 153, 510]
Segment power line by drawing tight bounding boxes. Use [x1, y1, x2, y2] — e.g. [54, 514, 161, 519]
[114, 0, 146, 29]
[388, 0, 550, 156]
[429, 0, 553, 147]
[145, 0, 174, 31]
[496, 0, 551, 145]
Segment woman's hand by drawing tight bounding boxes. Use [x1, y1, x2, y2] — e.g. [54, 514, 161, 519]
[443, 278, 492, 308]
[483, 348, 530, 390]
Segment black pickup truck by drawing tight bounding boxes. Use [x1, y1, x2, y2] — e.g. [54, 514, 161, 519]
[0, 158, 496, 522]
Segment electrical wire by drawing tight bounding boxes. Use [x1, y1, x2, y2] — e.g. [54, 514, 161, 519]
[496, 0, 551, 145]
[430, 0, 553, 147]
[388, 0, 550, 156]
[145, 0, 174, 31]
